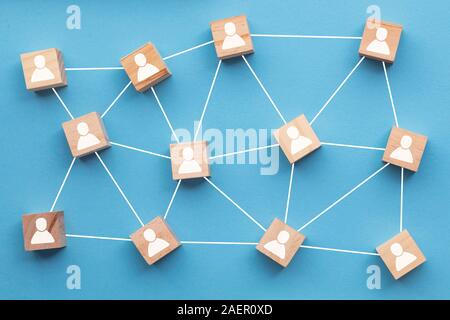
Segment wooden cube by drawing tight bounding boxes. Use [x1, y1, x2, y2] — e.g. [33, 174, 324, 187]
[376, 230, 426, 280]
[121, 43, 171, 92]
[256, 218, 305, 267]
[170, 141, 210, 180]
[20, 48, 67, 91]
[359, 19, 403, 63]
[22, 211, 66, 251]
[130, 216, 180, 265]
[382, 127, 427, 172]
[210, 15, 254, 60]
[274, 114, 321, 164]
[62, 112, 110, 158]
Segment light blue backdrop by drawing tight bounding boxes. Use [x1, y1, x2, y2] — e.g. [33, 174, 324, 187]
[1, 0, 449, 299]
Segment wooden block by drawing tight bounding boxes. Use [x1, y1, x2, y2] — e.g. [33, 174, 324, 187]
[382, 127, 427, 172]
[120, 43, 171, 92]
[210, 15, 254, 60]
[376, 230, 426, 280]
[359, 19, 403, 63]
[62, 112, 111, 158]
[130, 216, 180, 265]
[274, 114, 321, 164]
[22, 211, 66, 251]
[256, 218, 305, 267]
[170, 141, 210, 180]
[20, 48, 67, 91]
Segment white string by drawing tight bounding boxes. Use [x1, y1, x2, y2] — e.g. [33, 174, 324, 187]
[65, 41, 215, 72]
[310, 56, 365, 125]
[242, 55, 287, 124]
[163, 180, 182, 220]
[400, 168, 404, 232]
[321, 142, 385, 151]
[151, 87, 180, 143]
[110, 141, 171, 159]
[50, 157, 76, 212]
[209, 144, 279, 160]
[298, 163, 390, 231]
[66, 234, 132, 242]
[163, 40, 214, 60]
[251, 34, 362, 40]
[181, 241, 258, 246]
[95, 152, 145, 226]
[65, 234, 379, 256]
[301, 245, 379, 256]
[204, 177, 267, 231]
[101, 81, 132, 118]
[65, 67, 124, 71]
[51, 88, 74, 119]
[382, 61, 399, 127]
[284, 163, 295, 223]
[194, 60, 222, 141]
[66, 234, 378, 256]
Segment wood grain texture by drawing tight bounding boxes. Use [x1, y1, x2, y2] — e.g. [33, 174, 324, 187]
[382, 127, 427, 172]
[20, 48, 67, 91]
[210, 15, 254, 60]
[359, 19, 403, 63]
[256, 218, 305, 267]
[274, 114, 321, 164]
[170, 141, 210, 180]
[377, 230, 426, 280]
[22, 211, 66, 251]
[130, 216, 180, 265]
[62, 112, 111, 158]
[121, 43, 171, 92]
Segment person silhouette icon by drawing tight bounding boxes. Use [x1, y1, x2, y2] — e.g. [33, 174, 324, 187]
[264, 230, 290, 259]
[286, 126, 312, 155]
[390, 135, 414, 164]
[390, 242, 417, 272]
[143, 228, 170, 258]
[76, 122, 101, 151]
[221, 22, 246, 50]
[366, 27, 390, 55]
[30, 217, 55, 245]
[30, 55, 55, 83]
[135, 53, 159, 82]
[178, 147, 202, 174]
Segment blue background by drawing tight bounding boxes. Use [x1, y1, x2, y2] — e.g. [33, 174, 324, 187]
[1, 0, 449, 299]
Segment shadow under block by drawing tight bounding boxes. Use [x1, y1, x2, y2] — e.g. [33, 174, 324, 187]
[170, 141, 210, 180]
[256, 218, 305, 267]
[376, 230, 426, 280]
[274, 114, 321, 164]
[210, 15, 254, 60]
[121, 43, 171, 92]
[359, 19, 403, 63]
[130, 216, 180, 265]
[382, 127, 427, 172]
[22, 211, 66, 251]
[62, 112, 111, 158]
[20, 48, 67, 91]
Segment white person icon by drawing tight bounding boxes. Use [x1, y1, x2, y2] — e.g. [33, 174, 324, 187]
[31, 55, 55, 83]
[222, 22, 246, 50]
[390, 135, 414, 164]
[30, 217, 55, 245]
[143, 228, 170, 258]
[76, 122, 101, 151]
